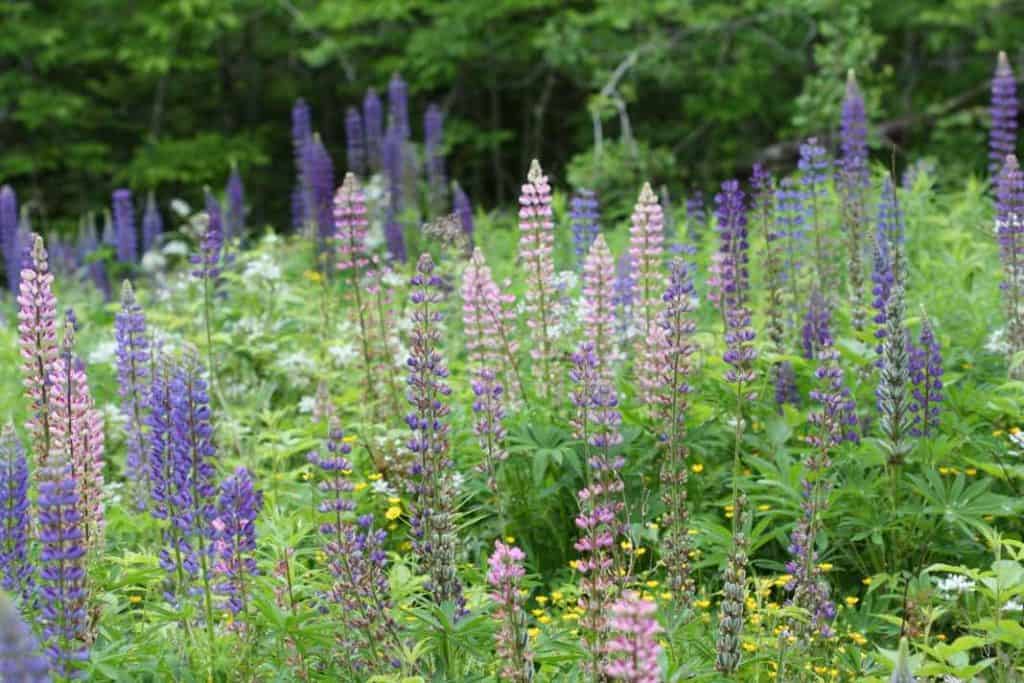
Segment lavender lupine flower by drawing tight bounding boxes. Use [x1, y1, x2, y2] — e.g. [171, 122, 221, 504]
[996, 155, 1024, 364]
[112, 189, 137, 265]
[840, 70, 870, 193]
[909, 320, 943, 437]
[383, 125, 407, 262]
[487, 541, 532, 683]
[581, 234, 619, 376]
[990, 52, 1019, 176]
[212, 467, 262, 621]
[571, 189, 601, 268]
[388, 73, 410, 140]
[0, 425, 33, 604]
[363, 89, 384, 173]
[518, 160, 561, 401]
[305, 135, 336, 249]
[452, 182, 474, 240]
[309, 421, 397, 670]
[0, 592, 50, 681]
[715, 495, 748, 675]
[192, 191, 225, 281]
[2, 185, 20, 292]
[614, 253, 636, 339]
[839, 72, 871, 332]
[654, 260, 698, 602]
[406, 254, 464, 612]
[799, 138, 835, 300]
[685, 190, 706, 244]
[753, 165, 786, 351]
[77, 221, 110, 301]
[604, 593, 663, 683]
[291, 98, 313, 229]
[801, 289, 832, 360]
[49, 320, 105, 550]
[709, 180, 749, 320]
[346, 106, 367, 177]
[723, 287, 757, 392]
[773, 361, 800, 414]
[115, 281, 150, 509]
[225, 165, 245, 242]
[141, 192, 163, 255]
[18, 235, 59, 474]
[424, 104, 447, 212]
[570, 342, 626, 678]
[776, 177, 806, 323]
[630, 183, 667, 405]
[876, 243, 913, 466]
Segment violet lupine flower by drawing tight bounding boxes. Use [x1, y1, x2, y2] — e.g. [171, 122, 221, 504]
[996, 155, 1024, 362]
[715, 495, 748, 675]
[212, 467, 263, 621]
[571, 189, 601, 268]
[840, 70, 870, 192]
[291, 98, 313, 229]
[487, 541, 531, 683]
[799, 138, 835, 299]
[225, 165, 245, 242]
[838, 74, 871, 333]
[141, 192, 163, 255]
[0, 592, 50, 681]
[518, 160, 561, 401]
[604, 592, 663, 683]
[773, 361, 799, 414]
[18, 235, 59, 474]
[909, 320, 943, 437]
[406, 254, 464, 612]
[112, 189, 137, 265]
[76, 222, 110, 301]
[685, 189, 706, 244]
[990, 52, 1018, 176]
[36, 460, 88, 678]
[654, 259, 698, 602]
[580, 234, 619, 376]
[452, 182, 474, 240]
[614, 252, 635, 339]
[363, 88, 384, 173]
[388, 73, 410, 140]
[424, 104, 447, 212]
[309, 421, 397, 670]
[2, 185, 20, 292]
[383, 125, 407, 262]
[776, 177, 806, 317]
[709, 179, 749, 319]
[753, 164, 786, 351]
[192, 191, 225, 282]
[0, 425, 34, 604]
[49, 319, 105, 550]
[801, 289, 832, 360]
[629, 183, 667, 403]
[876, 244, 913, 466]
[569, 342, 625, 677]
[305, 135, 336, 249]
[115, 281, 150, 509]
[346, 106, 367, 177]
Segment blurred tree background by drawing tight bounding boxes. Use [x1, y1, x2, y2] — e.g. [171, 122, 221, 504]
[1, 0, 1021, 232]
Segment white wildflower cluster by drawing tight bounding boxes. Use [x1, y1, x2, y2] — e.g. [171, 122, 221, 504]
[1010, 429, 1024, 456]
[88, 340, 119, 366]
[274, 351, 318, 387]
[935, 574, 975, 598]
[242, 252, 282, 285]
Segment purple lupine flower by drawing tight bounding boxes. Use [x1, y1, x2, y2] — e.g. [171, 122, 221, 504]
[424, 104, 447, 212]
[141, 192, 163, 255]
[996, 155, 1024, 362]
[405, 254, 464, 612]
[2, 185, 20, 292]
[225, 166, 245, 241]
[838, 72, 871, 332]
[487, 541, 531, 683]
[654, 259, 698, 602]
[115, 281, 150, 510]
[909, 320, 943, 437]
[112, 188, 137, 265]
[773, 361, 800, 414]
[604, 592, 663, 683]
[777, 177, 807, 330]
[801, 289, 832, 360]
[840, 70, 870, 192]
[799, 138, 835, 299]
[309, 420, 397, 670]
[363, 88, 384, 173]
[685, 189, 706, 244]
[291, 98, 313, 229]
[76, 221, 110, 301]
[345, 106, 367, 177]
[709, 179, 749, 319]
[871, 177, 905, 356]
[0, 592, 50, 681]
[569, 342, 626, 677]
[192, 191, 224, 281]
[452, 182, 474, 240]
[304, 135, 336, 249]
[990, 52, 1018, 176]
[571, 189, 601, 268]
[753, 164, 786, 351]
[383, 125, 406, 262]
[876, 240, 912, 466]
[614, 252, 635, 339]
[212, 467, 262, 622]
[388, 73, 410, 140]
[630, 183, 668, 408]
[0, 425, 34, 604]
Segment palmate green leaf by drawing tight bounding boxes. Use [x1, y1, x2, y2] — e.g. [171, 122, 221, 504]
[908, 470, 1021, 535]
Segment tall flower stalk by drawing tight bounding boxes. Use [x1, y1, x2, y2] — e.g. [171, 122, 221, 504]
[1, 185, 20, 292]
[604, 592, 663, 683]
[799, 139, 835, 302]
[424, 104, 447, 213]
[990, 52, 1018, 176]
[876, 243, 913, 469]
[0, 425, 33, 605]
[487, 540, 532, 683]
[715, 494, 748, 675]
[581, 234, 619, 377]
[212, 467, 262, 628]
[345, 106, 366, 177]
[192, 192, 225, 395]
[112, 189, 137, 265]
[629, 183, 666, 405]
[996, 155, 1024, 370]
[405, 254, 464, 612]
[142, 192, 163, 255]
[363, 89, 383, 173]
[115, 281, 150, 509]
[909, 319, 943, 437]
[518, 160, 560, 401]
[753, 165, 785, 351]
[775, 177, 806, 337]
[839, 71, 870, 330]
[0, 592, 50, 681]
[571, 190, 601, 269]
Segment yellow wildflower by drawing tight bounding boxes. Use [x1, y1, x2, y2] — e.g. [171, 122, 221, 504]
[691, 463, 704, 474]
[536, 596, 549, 606]
[527, 628, 539, 638]
[504, 536, 516, 544]
[368, 473, 382, 481]
[385, 506, 402, 520]
[844, 596, 859, 607]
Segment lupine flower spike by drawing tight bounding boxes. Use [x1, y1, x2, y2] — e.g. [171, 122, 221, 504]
[580, 234, 620, 377]
[212, 467, 263, 627]
[452, 182, 475, 241]
[604, 592, 663, 683]
[115, 281, 150, 509]
[629, 183, 667, 406]
[518, 160, 561, 401]
[909, 318, 943, 437]
[996, 155, 1024, 371]
[0, 592, 50, 681]
[112, 189, 137, 265]
[141, 192, 163, 255]
[424, 104, 447, 213]
[225, 165, 245, 242]
[1, 185, 20, 292]
[363, 89, 383, 173]
[0, 425, 34, 604]
[715, 494, 749, 675]
[799, 138, 836, 302]
[487, 541, 532, 683]
[839, 71, 870, 330]
[345, 106, 366, 177]
[990, 52, 1018, 176]
[571, 189, 601, 269]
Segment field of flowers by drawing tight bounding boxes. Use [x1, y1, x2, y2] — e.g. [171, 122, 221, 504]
[1, 56, 1024, 683]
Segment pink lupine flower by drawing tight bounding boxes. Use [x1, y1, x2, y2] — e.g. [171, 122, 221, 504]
[334, 172, 370, 274]
[518, 159, 561, 401]
[581, 234, 619, 376]
[629, 183, 667, 405]
[604, 592, 664, 683]
[487, 540, 532, 682]
[461, 247, 523, 399]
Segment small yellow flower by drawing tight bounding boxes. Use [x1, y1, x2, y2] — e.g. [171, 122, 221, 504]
[538, 615, 552, 625]
[129, 595, 142, 604]
[691, 463, 704, 474]
[742, 642, 758, 652]
[687, 528, 699, 536]
[551, 591, 564, 602]
[862, 576, 873, 585]
[936, 633, 947, 641]
[695, 599, 711, 609]
[636, 547, 646, 556]
[561, 613, 579, 622]
[757, 504, 771, 512]
[938, 466, 951, 475]
[527, 628, 540, 638]
[368, 473, 382, 481]
[993, 430, 1005, 437]
[620, 541, 633, 551]
[724, 504, 734, 511]
[660, 592, 672, 600]
[965, 468, 978, 476]
[316, 550, 327, 563]
[849, 632, 867, 646]
[814, 665, 828, 675]
[387, 523, 397, 531]
[568, 560, 579, 570]
[646, 522, 659, 531]
[536, 596, 549, 606]
[531, 609, 545, 617]
[645, 580, 659, 588]
[300, 471, 312, 481]
[385, 506, 402, 521]
[353, 482, 368, 492]
[1012, 426, 1022, 435]
[400, 541, 412, 551]
[342, 434, 357, 444]
[505, 536, 516, 544]
[844, 596, 859, 607]
[303, 270, 323, 283]
[387, 496, 401, 504]
[817, 563, 833, 572]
